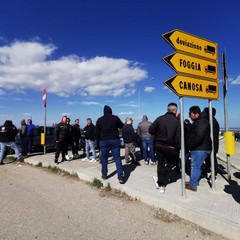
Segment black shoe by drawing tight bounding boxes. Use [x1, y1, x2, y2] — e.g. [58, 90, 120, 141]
[54, 159, 58, 164]
[118, 177, 125, 184]
[131, 160, 140, 165]
[0, 162, 4, 165]
[62, 158, 66, 162]
[102, 175, 107, 180]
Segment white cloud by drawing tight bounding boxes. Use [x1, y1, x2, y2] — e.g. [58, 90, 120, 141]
[118, 111, 134, 115]
[230, 75, 240, 84]
[0, 40, 147, 97]
[81, 101, 102, 106]
[117, 103, 138, 107]
[144, 86, 155, 93]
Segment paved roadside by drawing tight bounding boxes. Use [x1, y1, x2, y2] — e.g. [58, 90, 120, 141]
[23, 144, 240, 240]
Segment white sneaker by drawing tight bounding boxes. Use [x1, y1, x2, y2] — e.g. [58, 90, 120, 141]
[150, 161, 156, 165]
[65, 155, 70, 160]
[159, 186, 165, 194]
[145, 161, 149, 165]
[89, 159, 97, 163]
[82, 157, 89, 161]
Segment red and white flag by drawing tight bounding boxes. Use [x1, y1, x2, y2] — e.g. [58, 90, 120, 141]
[42, 88, 47, 107]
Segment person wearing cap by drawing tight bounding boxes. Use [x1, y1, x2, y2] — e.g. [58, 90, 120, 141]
[149, 102, 180, 194]
[19, 119, 28, 156]
[0, 120, 22, 165]
[96, 105, 124, 184]
[122, 117, 139, 165]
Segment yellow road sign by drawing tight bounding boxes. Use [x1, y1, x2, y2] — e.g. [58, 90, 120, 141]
[162, 29, 217, 61]
[164, 75, 219, 100]
[163, 52, 218, 80]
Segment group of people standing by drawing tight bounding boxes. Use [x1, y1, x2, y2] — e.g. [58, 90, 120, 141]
[54, 102, 219, 189]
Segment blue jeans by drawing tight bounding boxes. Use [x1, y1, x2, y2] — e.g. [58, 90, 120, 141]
[0, 142, 21, 163]
[100, 140, 123, 178]
[190, 150, 211, 188]
[142, 137, 154, 162]
[85, 139, 96, 159]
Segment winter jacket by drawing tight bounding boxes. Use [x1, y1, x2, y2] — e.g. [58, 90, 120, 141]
[201, 111, 219, 153]
[20, 123, 28, 140]
[73, 124, 81, 140]
[122, 124, 137, 143]
[187, 114, 212, 151]
[96, 105, 124, 141]
[149, 112, 180, 150]
[0, 120, 18, 142]
[84, 124, 96, 141]
[67, 124, 74, 142]
[137, 115, 153, 138]
[54, 122, 68, 142]
[27, 120, 35, 137]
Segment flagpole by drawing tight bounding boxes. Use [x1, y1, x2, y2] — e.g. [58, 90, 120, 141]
[222, 49, 231, 180]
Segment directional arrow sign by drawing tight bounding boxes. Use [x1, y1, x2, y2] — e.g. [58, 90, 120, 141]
[162, 29, 217, 61]
[164, 75, 219, 100]
[163, 52, 218, 80]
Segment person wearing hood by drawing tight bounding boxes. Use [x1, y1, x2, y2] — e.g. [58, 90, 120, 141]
[20, 119, 28, 156]
[137, 115, 155, 165]
[186, 106, 212, 192]
[201, 107, 220, 180]
[96, 105, 124, 184]
[0, 120, 22, 165]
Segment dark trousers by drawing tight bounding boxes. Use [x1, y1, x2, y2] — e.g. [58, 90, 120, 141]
[204, 153, 218, 177]
[27, 136, 34, 154]
[155, 143, 179, 187]
[74, 138, 80, 155]
[55, 141, 67, 160]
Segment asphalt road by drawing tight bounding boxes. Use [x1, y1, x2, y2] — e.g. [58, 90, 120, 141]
[0, 164, 228, 240]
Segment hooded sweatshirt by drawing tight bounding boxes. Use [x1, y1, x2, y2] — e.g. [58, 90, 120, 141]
[96, 105, 124, 141]
[137, 115, 153, 138]
[0, 120, 18, 142]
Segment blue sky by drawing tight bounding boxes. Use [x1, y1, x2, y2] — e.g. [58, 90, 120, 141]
[0, 0, 240, 128]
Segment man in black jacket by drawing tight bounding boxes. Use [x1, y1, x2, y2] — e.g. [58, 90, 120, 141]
[0, 120, 22, 165]
[83, 118, 96, 162]
[186, 106, 212, 191]
[73, 119, 81, 157]
[122, 117, 138, 164]
[54, 116, 68, 164]
[149, 103, 180, 194]
[202, 107, 220, 180]
[96, 105, 124, 183]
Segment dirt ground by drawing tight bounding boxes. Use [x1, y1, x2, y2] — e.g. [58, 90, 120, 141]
[0, 163, 228, 240]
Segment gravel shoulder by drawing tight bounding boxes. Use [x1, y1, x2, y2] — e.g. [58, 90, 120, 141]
[0, 163, 228, 240]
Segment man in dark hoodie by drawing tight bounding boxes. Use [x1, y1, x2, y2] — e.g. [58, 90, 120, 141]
[96, 105, 124, 184]
[149, 103, 180, 194]
[0, 120, 22, 165]
[202, 107, 220, 180]
[137, 115, 155, 165]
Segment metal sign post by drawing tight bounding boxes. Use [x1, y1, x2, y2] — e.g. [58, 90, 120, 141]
[179, 97, 186, 197]
[42, 88, 47, 155]
[208, 100, 215, 189]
